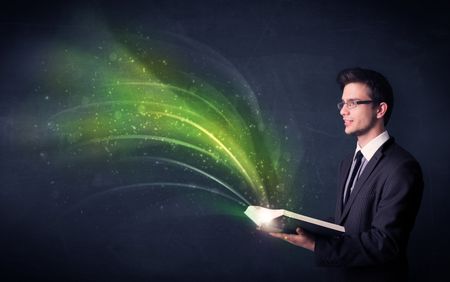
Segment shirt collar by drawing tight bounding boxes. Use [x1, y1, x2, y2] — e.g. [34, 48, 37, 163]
[355, 131, 390, 161]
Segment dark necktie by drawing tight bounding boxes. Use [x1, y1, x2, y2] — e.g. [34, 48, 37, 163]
[344, 151, 363, 205]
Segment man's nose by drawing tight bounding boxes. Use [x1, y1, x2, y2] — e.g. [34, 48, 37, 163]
[340, 105, 349, 116]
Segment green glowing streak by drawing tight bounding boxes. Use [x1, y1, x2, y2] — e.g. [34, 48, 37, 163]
[51, 101, 265, 199]
[127, 156, 251, 205]
[142, 110, 262, 195]
[77, 134, 220, 160]
[61, 182, 248, 219]
[49, 100, 203, 121]
[45, 34, 295, 207]
[118, 81, 236, 130]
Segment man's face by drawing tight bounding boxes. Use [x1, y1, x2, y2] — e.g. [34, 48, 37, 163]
[340, 82, 378, 137]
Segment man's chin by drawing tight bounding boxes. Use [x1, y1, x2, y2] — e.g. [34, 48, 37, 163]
[344, 128, 354, 135]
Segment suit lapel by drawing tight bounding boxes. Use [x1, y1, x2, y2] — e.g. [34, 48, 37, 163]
[336, 156, 353, 218]
[337, 146, 386, 225]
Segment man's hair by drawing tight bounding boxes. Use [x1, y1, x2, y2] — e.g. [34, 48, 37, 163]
[337, 67, 394, 126]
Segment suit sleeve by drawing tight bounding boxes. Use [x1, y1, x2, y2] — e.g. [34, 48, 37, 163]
[314, 159, 423, 267]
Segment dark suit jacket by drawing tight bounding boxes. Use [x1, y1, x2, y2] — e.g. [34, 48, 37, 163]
[314, 138, 423, 282]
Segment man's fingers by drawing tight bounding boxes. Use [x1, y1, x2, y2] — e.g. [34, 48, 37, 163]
[269, 232, 290, 240]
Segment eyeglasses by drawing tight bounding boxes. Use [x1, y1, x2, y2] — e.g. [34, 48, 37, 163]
[337, 100, 375, 110]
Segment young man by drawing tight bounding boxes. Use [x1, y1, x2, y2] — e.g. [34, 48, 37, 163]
[269, 68, 423, 281]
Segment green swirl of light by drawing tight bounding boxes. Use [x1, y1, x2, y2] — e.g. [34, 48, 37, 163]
[44, 33, 295, 207]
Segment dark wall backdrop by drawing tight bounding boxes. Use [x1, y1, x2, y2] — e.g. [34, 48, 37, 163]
[1, 1, 449, 281]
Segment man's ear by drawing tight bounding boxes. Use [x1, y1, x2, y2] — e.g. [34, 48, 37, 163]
[376, 102, 388, 119]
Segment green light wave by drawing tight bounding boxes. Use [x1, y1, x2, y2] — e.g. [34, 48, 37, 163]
[60, 182, 249, 219]
[124, 156, 251, 205]
[44, 32, 295, 207]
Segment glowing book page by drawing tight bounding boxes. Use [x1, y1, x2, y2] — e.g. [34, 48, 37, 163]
[245, 206, 345, 236]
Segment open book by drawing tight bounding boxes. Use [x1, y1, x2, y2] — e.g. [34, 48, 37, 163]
[245, 206, 345, 236]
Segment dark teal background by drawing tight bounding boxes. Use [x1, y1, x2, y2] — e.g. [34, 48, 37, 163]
[1, 1, 449, 281]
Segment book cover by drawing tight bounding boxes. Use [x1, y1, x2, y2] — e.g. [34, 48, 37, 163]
[245, 206, 345, 236]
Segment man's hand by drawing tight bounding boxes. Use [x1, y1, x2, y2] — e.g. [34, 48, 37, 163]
[268, 228, 316, 252]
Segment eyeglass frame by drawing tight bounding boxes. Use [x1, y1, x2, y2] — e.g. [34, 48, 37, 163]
[337, 100, 379, 110]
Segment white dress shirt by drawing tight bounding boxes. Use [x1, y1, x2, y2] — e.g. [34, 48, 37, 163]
[343, 131, 390, 202]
